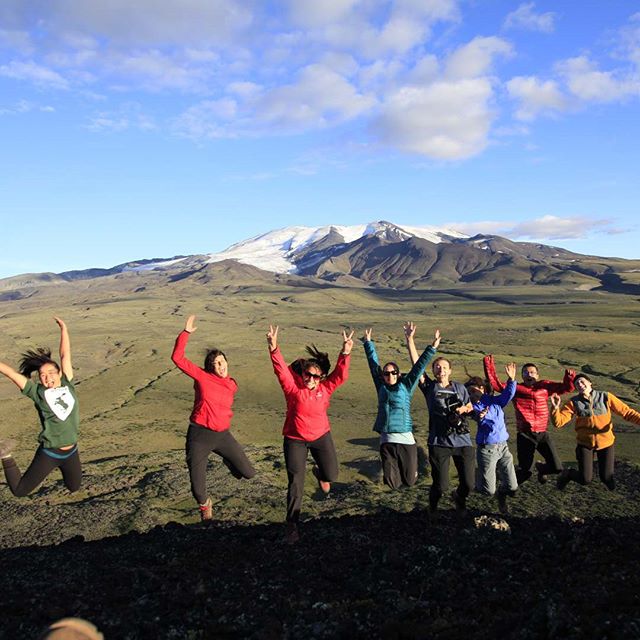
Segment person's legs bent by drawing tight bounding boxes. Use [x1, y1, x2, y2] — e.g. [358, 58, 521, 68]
[59, 450, 82, 493]
[397, 443, 418, 487]
[476, 445, 499, 496]
[215, 431, 256, 480]
[496, 443, 518, 494]
[516, 432, 536, 483]
[2, 448, 58, 497]
[536, 432, 564, 475]
[573, 444, 594, 485]
[309, 432, 339, 483]
[452, 446, 475, 502]
[380, 443, 402, 489]
[283, 437, 308, 523]
[597, 444, 615, 490]
[185, 424, 215, 505]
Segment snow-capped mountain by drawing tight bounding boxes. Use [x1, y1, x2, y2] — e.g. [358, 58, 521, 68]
[205, 221, 467, 274]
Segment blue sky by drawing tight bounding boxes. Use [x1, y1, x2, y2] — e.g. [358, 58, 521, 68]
[1, 1, 639, 278]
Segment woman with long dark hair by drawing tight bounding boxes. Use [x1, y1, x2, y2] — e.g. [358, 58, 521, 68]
[172, 314, 256, 521]
[363, 323, 440, 489]
[0, 317, 82, 496]
[267, 324, 353, 543]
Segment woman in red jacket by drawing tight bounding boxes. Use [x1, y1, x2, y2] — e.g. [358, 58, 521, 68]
[172, 315, 256, 521]
[267, 324, 353, 543]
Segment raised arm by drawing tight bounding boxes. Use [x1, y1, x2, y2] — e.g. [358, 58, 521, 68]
[266, 324, 278, 353]
[492, 363, 517, 407]
[362, 328, 382, 387]
[405, 322, 439, 386]
[323, 329, 353, 392]
[54, 317, 73, 380]
[483, 354, 506, 392]
[0, 361, 28, 391]
[549, 393, 575, 429]
[540, 368, 576, 395]
[171, 315, 206, 380]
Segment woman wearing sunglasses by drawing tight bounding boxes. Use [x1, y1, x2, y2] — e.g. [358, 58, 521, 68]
[267, 324, 353, 543]
[362, 324, 441, 489]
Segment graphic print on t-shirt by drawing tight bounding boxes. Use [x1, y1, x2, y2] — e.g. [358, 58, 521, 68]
[44, 386, 76, 420]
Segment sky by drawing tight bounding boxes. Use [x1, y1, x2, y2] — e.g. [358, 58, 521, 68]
[1, 1, 639, 278]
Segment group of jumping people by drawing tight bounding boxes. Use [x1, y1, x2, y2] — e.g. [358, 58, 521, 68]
[1, 316, 640, 544]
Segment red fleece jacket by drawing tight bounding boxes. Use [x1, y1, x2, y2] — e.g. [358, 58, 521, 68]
[270, 347, 350, 441]
[172, 330, 237, 431]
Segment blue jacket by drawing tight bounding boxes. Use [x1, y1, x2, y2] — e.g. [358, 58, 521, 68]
[364, 340, 437, 434]
[472, 379, 517, 445]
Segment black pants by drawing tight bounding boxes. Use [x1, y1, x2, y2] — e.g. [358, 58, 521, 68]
[185, 423, 256, 505]
[516, 431, 563, 483]
[2, 446, 82, 497]
[380, 443, 418, 489]
[428, 445, 475, 510]
[567, 444, 615, 489]
[283, 432, 338, 523]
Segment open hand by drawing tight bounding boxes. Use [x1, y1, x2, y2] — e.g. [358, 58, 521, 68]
[432, 328, 441, 349]
[185, 315, 197, 333]
[505, 362, 517, 380]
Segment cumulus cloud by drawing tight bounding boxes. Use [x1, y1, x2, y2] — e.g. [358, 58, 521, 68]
[450, 216, 617, 240]
[371, 37, 510, 160]
[503, 3, 556, 33]
[506, 76, 569, 120]
[556, 56, 639, 102]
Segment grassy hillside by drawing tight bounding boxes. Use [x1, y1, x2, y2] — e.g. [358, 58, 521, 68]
[1, 274, 639, 540]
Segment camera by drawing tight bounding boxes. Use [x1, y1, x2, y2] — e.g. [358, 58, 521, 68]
[441, 394, 469, 435]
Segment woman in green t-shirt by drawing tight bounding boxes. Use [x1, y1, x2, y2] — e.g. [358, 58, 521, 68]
[0, 317, 82, 496]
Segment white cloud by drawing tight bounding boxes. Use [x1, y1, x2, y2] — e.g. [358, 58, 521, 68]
[286, 0, 360, 28]
[373, 78, 494, 159]
[0, 60, 69, 89]
[0, 28, 33, 54]
[556, 56, 639, 103]
[86, 103, 156, 133]
[445, 36, 512, 79]
[254, 64, 376, 130]
[450, 216, 616, 240]
[506, 76, 569, 120]
[503, 3, 556, 33]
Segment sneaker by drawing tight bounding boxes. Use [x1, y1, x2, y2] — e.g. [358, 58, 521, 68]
[535, 462, 548, 484]
[198, 497, 213, 521]
[312, 466, 331, 494]
[285, 522, 300, 544]
[556, 470, 571, 491]
[497, 492, 509, 515]
[0, 438, 16, 459]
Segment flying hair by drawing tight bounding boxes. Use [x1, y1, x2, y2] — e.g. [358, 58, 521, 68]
[19, 347, 59, 377]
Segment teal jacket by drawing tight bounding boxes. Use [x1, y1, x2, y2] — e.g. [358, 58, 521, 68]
[364, 340, 437, 434]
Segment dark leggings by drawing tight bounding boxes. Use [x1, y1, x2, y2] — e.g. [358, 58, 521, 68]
[2, 446, 82, 497]
[516, 431, 563, 483]
[186, 423, 256, 504]
[283, 432, 338, 523]
[380, 442, 418, 489]
[428, 445, 475, 510]
[567, 444, 615, 489]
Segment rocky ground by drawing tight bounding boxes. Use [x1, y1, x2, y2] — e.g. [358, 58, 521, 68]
[1, 454, 640, 639]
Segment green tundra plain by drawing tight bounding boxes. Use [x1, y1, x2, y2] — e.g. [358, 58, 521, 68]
[1, 270, 639, 546]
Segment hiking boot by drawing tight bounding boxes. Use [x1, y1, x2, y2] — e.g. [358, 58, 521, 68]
[199, 497, 213, 521]
[285, 522, 300, 544]
[535, 462, 547, 484]
[313, 466, 331, 494]
[497, 492, 509, 515]
[0, 438, 16, 459]
[556, 470, 571, 491]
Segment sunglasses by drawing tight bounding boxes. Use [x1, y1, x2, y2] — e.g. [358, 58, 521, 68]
[304, 371, 322, 380]
[383, 370, 399, 376]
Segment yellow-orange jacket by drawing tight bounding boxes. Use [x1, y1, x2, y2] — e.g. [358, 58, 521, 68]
[551, 390, 640, 449]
